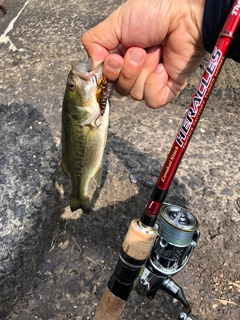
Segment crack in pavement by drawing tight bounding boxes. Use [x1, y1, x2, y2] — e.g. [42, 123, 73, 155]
[0, 0, 31, 51]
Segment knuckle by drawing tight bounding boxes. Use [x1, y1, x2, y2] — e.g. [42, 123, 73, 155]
[114, 83, 129, 96]
[145, 99, 163, 109]
[114, 75, 135, 96]
[81, 31, 90, 46]
[130, 87, 143, 101]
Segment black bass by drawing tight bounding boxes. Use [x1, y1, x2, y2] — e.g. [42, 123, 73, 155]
[61, 62, 109, 213]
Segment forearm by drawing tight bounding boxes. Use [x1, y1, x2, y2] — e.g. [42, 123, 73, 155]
[202, 0, 240, 62]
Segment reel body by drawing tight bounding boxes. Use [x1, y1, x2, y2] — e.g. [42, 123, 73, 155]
[135, 203, 200, 319]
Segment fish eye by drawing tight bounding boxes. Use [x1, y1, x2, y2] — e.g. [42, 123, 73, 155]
[68, 80, 76, 91]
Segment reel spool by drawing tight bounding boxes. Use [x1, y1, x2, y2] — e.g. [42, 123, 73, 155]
[151, 203, 199, 275]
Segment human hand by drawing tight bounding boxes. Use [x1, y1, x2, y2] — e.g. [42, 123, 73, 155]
[82, 0, 206, 108]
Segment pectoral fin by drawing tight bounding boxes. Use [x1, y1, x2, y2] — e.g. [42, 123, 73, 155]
[61, 159, 69, 175]
[93, 166, 102, 187]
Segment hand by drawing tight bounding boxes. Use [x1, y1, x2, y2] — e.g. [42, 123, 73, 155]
[82, 0, 206, 108]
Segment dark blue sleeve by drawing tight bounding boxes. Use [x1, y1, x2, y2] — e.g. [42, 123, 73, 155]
[202, 0, 240, 62]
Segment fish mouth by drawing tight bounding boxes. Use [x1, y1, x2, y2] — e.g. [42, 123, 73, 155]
[71, 61, 103, 83]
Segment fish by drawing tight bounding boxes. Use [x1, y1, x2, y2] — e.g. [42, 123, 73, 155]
[61, 61, 109, 213]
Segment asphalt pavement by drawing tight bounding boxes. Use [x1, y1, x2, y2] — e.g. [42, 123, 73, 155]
[0, 1, 239, 320]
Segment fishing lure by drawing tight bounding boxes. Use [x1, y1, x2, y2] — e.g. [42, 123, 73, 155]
[96, 76, 108, 116]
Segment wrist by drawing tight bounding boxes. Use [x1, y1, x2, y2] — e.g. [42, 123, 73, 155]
[168, 0, 206, 50]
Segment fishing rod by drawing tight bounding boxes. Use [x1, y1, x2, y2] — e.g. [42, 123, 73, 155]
[94, 1, 240, 319]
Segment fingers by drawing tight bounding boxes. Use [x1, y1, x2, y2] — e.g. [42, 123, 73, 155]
[113, 47, 147, 96]
[143, 64, 187, 108]
[102, 47, 187, 108]
[130, 46, 161, 100]
[103, 46, 161, 98]
[103, 54, 124, 82]
[102, 47, 148, 91]
[103, 47, 187, 108]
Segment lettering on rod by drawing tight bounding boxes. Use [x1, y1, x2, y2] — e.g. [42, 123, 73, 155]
[232, 0, 240, 16]
[176, 47, 222, 147]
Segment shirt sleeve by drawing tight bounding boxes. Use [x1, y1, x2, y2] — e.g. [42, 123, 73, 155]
[202, 0, 240, 62]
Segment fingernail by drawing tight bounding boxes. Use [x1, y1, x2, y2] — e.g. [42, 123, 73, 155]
[155, 64, 164, 73]
[107, 60, 121, 70]
[129, 51, 144, 65]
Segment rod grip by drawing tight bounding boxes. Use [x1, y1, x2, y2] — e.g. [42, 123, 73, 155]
[122, 219, 157, 260]
[93, 287, 126, 320]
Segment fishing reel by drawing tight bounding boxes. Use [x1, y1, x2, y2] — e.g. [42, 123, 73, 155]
[135, 203, 200, 320]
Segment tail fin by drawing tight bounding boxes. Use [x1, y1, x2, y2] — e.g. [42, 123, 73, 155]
[70, 194, 91, 214]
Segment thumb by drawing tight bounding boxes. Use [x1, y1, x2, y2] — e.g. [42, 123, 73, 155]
[82, 10, 121, 68]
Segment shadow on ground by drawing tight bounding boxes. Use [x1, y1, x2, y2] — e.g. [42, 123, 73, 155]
[0, 103, 63, 318]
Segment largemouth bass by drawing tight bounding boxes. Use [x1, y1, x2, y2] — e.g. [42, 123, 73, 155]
[61, 62, 109, 213]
